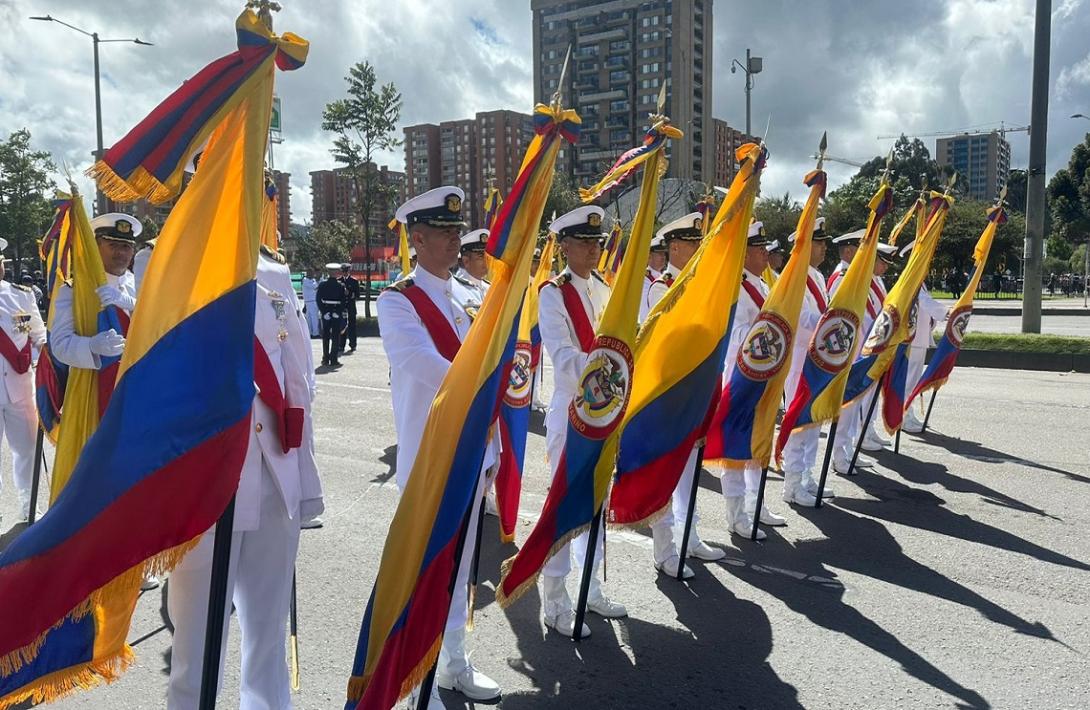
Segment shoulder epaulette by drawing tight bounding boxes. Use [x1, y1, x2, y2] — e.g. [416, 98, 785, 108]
[13, 284, 31, 293]
[259, 244, 286, 264]
[384, 278, 415, 293]
[545, 273, 571, 288]
[452, 273, 475, 289]
[590, 271, 607, 284]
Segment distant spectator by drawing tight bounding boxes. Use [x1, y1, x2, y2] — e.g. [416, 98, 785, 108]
[991, 271, 1002, 298]
[1048, 272, 1056, 295]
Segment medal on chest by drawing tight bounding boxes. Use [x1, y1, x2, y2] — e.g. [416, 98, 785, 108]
[267, 290, 289, 341]
[12, 312, 32, 335]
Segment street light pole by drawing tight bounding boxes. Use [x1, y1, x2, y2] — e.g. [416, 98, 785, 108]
[29, 15, 152, 216]
[1021, 0, 1051, 334]
[731, 49, 763, 138]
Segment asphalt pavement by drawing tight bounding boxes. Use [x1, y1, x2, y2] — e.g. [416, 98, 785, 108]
[2, 338, 1088, 710]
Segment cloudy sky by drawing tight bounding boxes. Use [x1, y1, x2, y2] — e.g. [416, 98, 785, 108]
[1, 0, 1089, 223]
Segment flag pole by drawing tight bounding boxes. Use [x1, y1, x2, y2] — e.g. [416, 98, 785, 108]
[814, 418, 838, 509]
[847, 385, 882, 476]
[894, 426, 902, 453]
[466, 490, 487, 631]
[571, 503, 603, 642]
[198, 495, 236, 710]
[415, 459, 487, 709]
[675, 445, 706, 580]
[27, 427, 45, 525]
[749, 467, 770, 541]
[289, 570, 300, 691]
[922, 389, 939, 432]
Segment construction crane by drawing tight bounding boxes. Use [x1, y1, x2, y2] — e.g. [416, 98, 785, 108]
[877, 121, 1030, 141]
[809, 153, 867, 168]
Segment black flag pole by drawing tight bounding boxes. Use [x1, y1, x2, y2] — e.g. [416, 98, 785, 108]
[749, 467, 770, 542]
[921, 389, 939, 432]
[198, 495, 236, 710]
[814, 419, 838, 509]
[676, 445, 706, 580]
[846, 385, 881, 477]
[466, 490, 487, 631]
[571, 504, 603, 642]
[289, 570, 300, 692]
[894, 426, 902, 453]
[27, 427, 45, 525]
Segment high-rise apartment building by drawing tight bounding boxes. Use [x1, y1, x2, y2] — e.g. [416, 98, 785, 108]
[403, 110, 535, 226]
[309, 165, 405, 245]
[711, 118, 755, 187]
[272, 169, 292, 230]
[531, 0, 713, 184]
[936, 131, 1012, 201]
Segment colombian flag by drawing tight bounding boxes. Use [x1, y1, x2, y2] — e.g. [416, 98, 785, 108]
[35, 200, 75, 442]
[907, 204, 1006, 406]
[609, 143, 764, 527]
[389, 216, 411, 276]
[0, 11, 304, 707]
[496, 120, 681, 606]
[841, 192, 952, 411]
[706, 167, 826, 468]
[345, 104, 578, 710]
[495, 234, 555, 542]
[775, 182, 893, 460]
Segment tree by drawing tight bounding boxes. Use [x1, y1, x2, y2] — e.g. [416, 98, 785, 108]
[755, 192, 801, 244]
[541, 171, 582, 232]
[1047, 134, 1090, 257]
[855, 136, 949, 192]
[1005, 168, 1028, 214]
[293, 221, 356, 273]
[321, 61, 402, 318]
[0, 129, 56, 274]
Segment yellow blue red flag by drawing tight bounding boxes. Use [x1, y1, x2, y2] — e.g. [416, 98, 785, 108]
[0, 11, 304, 707]
[907, 203, 1006, 407]
[497, 118, 682, 605]
[706, 165, 826, 468]
[775, 181, 893, 459]
[840, 191, 952, 410]
[34, 199, 76, 442]
[495, 234, 555, 542]
[609, 143, 765, 526]
[345, 104, 578, 710]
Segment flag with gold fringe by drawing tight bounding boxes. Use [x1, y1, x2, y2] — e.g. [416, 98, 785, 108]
[344, 104, 578, 710]
[609, 143, 765, 527]
[389, 216, 411, 276]
[840, 191, 953, 412]
[775, 181, 893, 460]
[494, 233, 555, 542]
[496, 117, 682, 606]
[35, 199, 76, 442]
[0, 11, 305, 707]
[705, 165, 826, 468]
[907, 203, 1006, 407]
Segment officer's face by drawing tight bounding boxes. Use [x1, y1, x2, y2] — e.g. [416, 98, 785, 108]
[97, 237, 136, 277]
[839, 245, 858, 263]
[875, 259, 889, 276]
[668, 240, 699, 269]
[461, 249, 488, 279]
[561, 237, 601, 277]
[412, 224, 462, 272]
[811, 239, 828, 266]
[648, 250, 667, 272]
[745, 244, 769, 273]
[769, 251, 785, 271]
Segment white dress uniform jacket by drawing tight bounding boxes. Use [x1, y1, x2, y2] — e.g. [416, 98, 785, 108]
[0, 282, 47, 515]
[50, 271, 136, 370]
[645, 263, 679, 316]
[638, 267, 661, 323]
[725, 269, 769, 376]
[166, 251, 323, 710]
[455, 266, 490, 301]
[133, 246, 153, 294]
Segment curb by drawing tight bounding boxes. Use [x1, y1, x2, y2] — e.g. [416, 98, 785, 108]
[939, 348, 1090, 373]
[971, 306, 1090, 316]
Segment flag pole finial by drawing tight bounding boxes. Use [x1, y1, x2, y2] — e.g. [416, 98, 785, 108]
[816, 131, 828, 170]
[879, 146, 894, 186]
[246, 1, 282, 30]
[944, 171, 958, 196]
[997, 185, 1008, 207]
[552, 44, 572, 111]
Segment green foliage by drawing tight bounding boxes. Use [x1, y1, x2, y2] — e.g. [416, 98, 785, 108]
[0, 129, 56, 269]
[1046, 134, 1090, 253]
[322, 61, 402, 318]
[542, 171, 581, 233]
[1005, 168, 1028, 214]
[1070, 244, 1088, 274]
[959, 331, 1090, 355]
[755, 192, 800, 244]
[1047, 235, 1073, 261]
[293, 221, 357, 272]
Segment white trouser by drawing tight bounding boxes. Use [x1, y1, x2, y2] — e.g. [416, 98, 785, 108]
[542, 409, 605, 580]
[833, 389, 867, 460]
[716, 462, 763, 499]
[0, 396, 38, 512]
[167, 465, 300, 710]
[781, 425, 822, 475]
[304, 300, 319, 337]
[906, 346, 928, 415]
[651, 447, 700, 531]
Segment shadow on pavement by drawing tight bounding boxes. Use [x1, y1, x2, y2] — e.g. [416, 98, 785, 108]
[836, 465, 1090, 573]
[475, 518, 801, 708]
[370, 444, 398, 485]
[725, 505, 995, 709]
[916, 429, 1090, 485]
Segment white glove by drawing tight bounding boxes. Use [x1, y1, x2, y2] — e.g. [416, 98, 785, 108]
[96, 285, 136, 312]
[89, 329, 126, 357]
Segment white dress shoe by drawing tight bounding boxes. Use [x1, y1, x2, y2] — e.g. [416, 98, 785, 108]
[833, 453, 874, 475]
[724, 496, 766, 540]
[782, 471, 818, 507]
[803, 473, 835, 499]
[587, 594, 628, 618]
[758, 504, 787, 526]
[655, 555, 695, 579]
[436, 662, 500, 701]
[860, 436, 887, 452]
[301, 516, 324, 529]
[687, 539, 726, 562]
[544, 609, 591, 637]
[902, 411, 925, 434]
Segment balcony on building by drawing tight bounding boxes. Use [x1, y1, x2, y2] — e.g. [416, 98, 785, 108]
[580, 88, 626, 102]
[578, 28, 626, 44]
